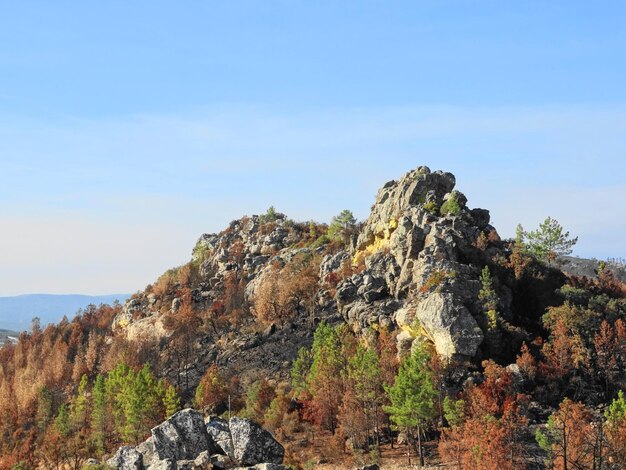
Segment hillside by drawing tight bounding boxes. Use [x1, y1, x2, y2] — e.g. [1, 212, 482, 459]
[0, 293, 130, 331]
[0, 166, 625, 469]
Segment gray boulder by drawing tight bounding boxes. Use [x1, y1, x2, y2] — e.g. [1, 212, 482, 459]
[229, 417, 284, 466]
[152, 409, 218, 461]
[206, 416, 234, 458]
[413, 292, 483, 358]
[106, 446, 143, 470]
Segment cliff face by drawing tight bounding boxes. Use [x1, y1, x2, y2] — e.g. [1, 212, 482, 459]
[111, 165, 526, 390]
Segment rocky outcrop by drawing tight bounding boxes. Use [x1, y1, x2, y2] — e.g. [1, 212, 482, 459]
[105, 410, 285, 470]
[332, 166, 506, 359]
[110, 165, 514, 398]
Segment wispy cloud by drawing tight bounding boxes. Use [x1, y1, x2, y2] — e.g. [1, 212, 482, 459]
[0, 104, 624, 294]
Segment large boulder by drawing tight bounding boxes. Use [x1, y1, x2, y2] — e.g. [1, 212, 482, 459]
[229, 417, 285, 466]
[413, 292, 483, 358]
[106, 446, 143, 470]
[152, 409, 218, 461]
[206, 416, 234, 458]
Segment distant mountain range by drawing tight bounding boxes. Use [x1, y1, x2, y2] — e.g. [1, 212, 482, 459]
[0, 294, 130, 332]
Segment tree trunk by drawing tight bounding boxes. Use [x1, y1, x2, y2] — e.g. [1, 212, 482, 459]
[406, 427, 412, 465]
[563, 421, 568, 470]
[417, 424, 425, 467]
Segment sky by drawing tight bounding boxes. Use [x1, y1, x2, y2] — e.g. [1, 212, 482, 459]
[0, 1, 625, 296]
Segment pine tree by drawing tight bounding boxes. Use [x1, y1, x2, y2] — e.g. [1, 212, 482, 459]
[605, 391, 626, 466]
[307, 321, 345, 433]
[384, 343, 438, 466]
[105, 362, 131, 438]
[536, 398, 596, 470]
[36, 386, 54, 432]
[328, 210, 357, 246]
[71, 374, 90, 431]
[91, 374, 107, 454]
[291, 347, 313, 396]
[346, 344, 383, 448]
[523, 217, 578, 266]
[163, 382, 180, 418]
[54, 404, 71, 437]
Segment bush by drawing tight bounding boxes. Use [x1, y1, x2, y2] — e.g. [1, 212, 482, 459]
[440, 194, 462, 216]
[423, 201, 439, 214]
[420, 270, 456, 293]
[259, 206, 283, 224]
[311, 234, 331, 248]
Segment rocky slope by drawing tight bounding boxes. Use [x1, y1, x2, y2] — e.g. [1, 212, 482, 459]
[110, 165, 565, 392]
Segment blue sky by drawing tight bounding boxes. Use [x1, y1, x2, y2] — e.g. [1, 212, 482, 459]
[1, 1, 625, 295]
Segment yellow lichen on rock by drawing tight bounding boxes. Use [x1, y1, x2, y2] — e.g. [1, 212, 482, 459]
[111, 311, 133, 330]
[352, 218, 398, 264]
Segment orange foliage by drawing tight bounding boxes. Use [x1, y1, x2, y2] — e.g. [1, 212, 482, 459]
[0, 303, 122, 463]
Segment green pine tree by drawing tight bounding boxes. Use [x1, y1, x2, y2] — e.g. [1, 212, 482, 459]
[36, 386, 54, 432]
[347, 344, 384, 447]
[479, 266, 499, 329]
[54, 404, 71, 437]
[290, 347, 313, 395]
[163, 382, 181, 418]
[71, 374, 90, 431]
[327, 209, 357, 246]
[524, 216, 578, 266]
[384, 343, 438, 466]
[308, 321, 346, 432]
[92, 374, 107, 454]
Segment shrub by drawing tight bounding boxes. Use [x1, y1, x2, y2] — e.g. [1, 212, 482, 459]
[311, 234, 331, 248]
[423, 201, 439, 214]
[420, 270, 456, 293]
[440, 194, 462, 216]
[259, 206, 283, 224]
